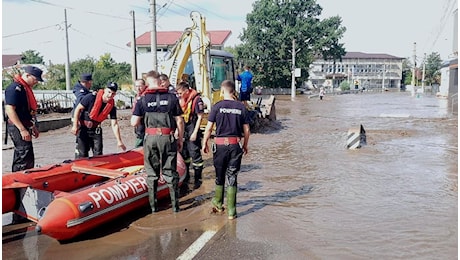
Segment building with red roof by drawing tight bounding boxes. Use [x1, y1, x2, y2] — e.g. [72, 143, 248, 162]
[2, 54, 23, 68]
[128, 30, 232, 53]
[129, 30, 232, 75]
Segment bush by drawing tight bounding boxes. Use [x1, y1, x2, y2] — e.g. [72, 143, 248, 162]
[340, 81, 350, 91]
[116, 99, 126, 109]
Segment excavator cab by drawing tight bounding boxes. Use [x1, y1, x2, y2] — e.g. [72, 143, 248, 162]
[209, 50, 236, 106]
[182, 49, 236, 112]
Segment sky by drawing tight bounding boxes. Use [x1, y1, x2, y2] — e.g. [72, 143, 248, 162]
[2, 0, 458, 67]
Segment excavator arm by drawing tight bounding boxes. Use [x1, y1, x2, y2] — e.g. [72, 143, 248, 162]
[158, 11, 213, 110]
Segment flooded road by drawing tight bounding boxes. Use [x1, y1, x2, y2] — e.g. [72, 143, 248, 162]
[2, 91, 458, 259]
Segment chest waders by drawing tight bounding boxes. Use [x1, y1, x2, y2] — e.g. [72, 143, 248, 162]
[143, 93, 180, 213]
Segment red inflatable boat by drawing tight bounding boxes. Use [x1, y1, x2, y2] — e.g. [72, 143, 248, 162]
[2, 148, 186, 241]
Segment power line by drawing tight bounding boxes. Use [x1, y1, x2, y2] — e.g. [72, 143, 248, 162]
[69, 27, 130, 51]
[3, 24, 60, 38]
[181, 0, 227, 20]
[423, 0, 457, 54]
[29, 0, 149, 22]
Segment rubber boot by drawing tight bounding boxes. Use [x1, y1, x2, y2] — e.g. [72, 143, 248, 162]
[184, 163, 190, 184]
[227, 186, 237, 219]
[169, 178, 180, 213]
[149, 180, 158, 213]
[193, 167, 203, 189]
[211, 185, 224, 213]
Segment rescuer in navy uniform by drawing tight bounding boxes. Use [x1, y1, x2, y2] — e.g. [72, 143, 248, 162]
[175, 81, 205, 189]
[4, 66, 43, 171]
[73, 73, 93, 111]
[71, 82, 126, 158]
[202, 80, 250, 219]
[131, 70, 184, 213]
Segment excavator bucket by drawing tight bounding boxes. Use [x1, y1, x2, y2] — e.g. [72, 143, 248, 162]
[246, 94, 276, 132]
[252, 94, 276, 121]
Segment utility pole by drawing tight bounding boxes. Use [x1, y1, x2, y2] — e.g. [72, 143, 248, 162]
[291, 38, 296, 100]
[411, 42, 416, 87]
[150, 0, 157, 71]
[130, 10, 138, 83]
[382, 62, 385, 91]
[421, 53, 426, 92]
[64, 9, 71, 91]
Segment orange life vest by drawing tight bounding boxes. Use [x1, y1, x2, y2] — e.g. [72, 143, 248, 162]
[13, 74, 37, 115]
[180, 89, 199, 123]
[89, 90, 114, 123]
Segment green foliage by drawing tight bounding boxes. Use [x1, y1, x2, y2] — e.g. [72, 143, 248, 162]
[116, 99, 126, 109]
[340, 80, 350, 91]
[401, 53, 442, 86]
[4, 51, 132, 90]
[237, 0, 346, 88]
[43, 64, 67, 90]
[425, 52, 442, 85]
[402, 58, 413, 85]
[21, 50, 44, 64]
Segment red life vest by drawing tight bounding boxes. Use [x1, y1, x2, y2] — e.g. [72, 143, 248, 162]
[143, 88, 168, 95]
[89, 90, 114, 123]
[13, 74, 38, 115]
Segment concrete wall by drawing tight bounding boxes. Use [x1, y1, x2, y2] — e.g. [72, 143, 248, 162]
[37, 118, 71, 133]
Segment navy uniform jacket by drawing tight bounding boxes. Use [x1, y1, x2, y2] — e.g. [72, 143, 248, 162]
[5, 82, 33, 123]
[208, 99, 249, 137]
[133, 91, 183, 128]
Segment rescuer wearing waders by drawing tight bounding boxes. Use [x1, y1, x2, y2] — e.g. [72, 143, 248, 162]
[71, 82, 126, 158]
[4, 66, 43, 172]
[175, 81, 205, 189]
[131, 70, 184, 213]
[202, 80, 250, 219]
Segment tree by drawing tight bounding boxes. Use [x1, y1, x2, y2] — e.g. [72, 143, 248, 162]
[38, 63, 66, 90]
[70, 56, 96, 89]
[401, 58, 413, 86]
[21, 50, 44, 64]
[424, 52, 442, 85]
[2, 51, 131, 91]
[237, 0, 346, 88]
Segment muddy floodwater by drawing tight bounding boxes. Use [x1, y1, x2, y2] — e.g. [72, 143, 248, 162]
[2, 91, 458, 259]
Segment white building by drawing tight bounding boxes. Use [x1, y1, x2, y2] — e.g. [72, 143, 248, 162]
[308, 52, 404, 90]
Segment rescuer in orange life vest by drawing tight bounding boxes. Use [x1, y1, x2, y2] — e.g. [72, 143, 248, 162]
[131, 70, 184, 213]
[175, 81, 205, 189]
[4, 66, 43, 171]
[71, 82, 126, 158]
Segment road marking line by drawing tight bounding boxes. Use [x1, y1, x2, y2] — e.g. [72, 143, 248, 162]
[177, 230, 217, 260]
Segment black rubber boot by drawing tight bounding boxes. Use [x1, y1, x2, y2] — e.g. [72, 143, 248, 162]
[193, 167, 203, 189]
[184, 163, 190, 184]
[148, 180, 158, 213]
[170, 178, 180, 213]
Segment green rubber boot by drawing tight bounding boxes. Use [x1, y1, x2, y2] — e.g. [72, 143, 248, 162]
[227, 186, 237, 219]
[211, 185, 224, 212]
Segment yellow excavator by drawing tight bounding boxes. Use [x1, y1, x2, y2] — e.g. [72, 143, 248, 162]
[158, 11, 276, 130]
